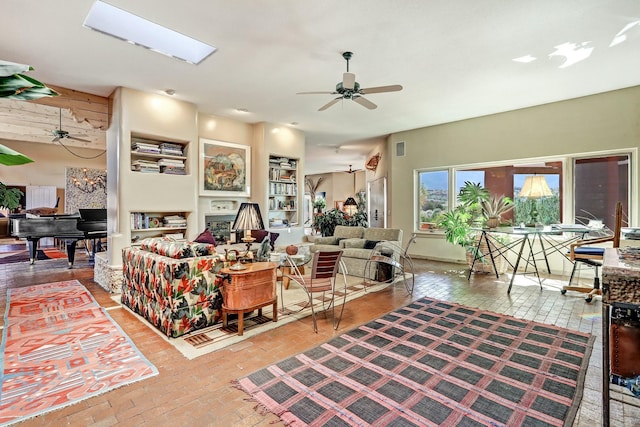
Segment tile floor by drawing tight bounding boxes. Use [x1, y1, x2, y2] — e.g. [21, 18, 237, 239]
[1, 244, 639, 426]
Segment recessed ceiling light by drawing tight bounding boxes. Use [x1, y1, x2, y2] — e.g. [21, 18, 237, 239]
[83, 1, 217, 65]
[165, 89, 176, 96]
[236, 108, 249, 113]
[290, 122, 299, 126]
[512, 55, 537, 63]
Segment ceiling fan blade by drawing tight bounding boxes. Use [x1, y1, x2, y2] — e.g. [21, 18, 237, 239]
[353, 95, 377, 110]
[359, 84, 403, 94]
[343, 72, 355, 90]
[297, 91, 335, 95]
[51, 136, 60, 143]
[68, 135, 91, 143]
[318, 97, 342, 111]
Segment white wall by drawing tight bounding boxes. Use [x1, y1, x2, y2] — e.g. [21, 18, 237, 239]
[389, 85, 640, 269]
[0, 139, 106, 187]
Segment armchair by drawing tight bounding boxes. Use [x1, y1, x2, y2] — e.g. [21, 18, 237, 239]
[563, 202, 623, 302]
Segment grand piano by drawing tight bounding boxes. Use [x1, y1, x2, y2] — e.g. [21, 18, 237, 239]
[11, 208, 107, 268]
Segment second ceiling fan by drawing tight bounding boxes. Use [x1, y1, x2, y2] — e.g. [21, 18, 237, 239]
[298, 51, 403, 111]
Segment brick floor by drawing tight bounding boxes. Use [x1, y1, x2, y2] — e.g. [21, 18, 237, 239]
[1, 246, 638, 426]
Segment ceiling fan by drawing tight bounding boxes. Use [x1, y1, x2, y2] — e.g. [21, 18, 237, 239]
[51, 108, 90, 143]
[297, 51, 403, 111]
[343, 164, 362, 174]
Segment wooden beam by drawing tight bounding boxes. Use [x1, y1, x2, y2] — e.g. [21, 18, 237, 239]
[31, 85, 109, 130]
[0, 100, 105, 149]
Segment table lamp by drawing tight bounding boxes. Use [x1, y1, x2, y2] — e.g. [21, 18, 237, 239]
[518, 175, 552, 226]
[344, 197, 358, 216]
[231, 202, 265, 269]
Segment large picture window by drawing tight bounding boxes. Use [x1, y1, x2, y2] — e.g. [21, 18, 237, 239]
[574, 154, 630, 229]
[415, 151, 631, 231]
[418, 170, 448, 228]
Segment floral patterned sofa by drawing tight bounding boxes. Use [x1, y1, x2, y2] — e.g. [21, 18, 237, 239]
[122, 237, 226, 338]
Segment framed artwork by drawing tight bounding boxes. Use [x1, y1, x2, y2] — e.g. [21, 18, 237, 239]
[335, 200, 345, 211]
[199, 138, 251, 197]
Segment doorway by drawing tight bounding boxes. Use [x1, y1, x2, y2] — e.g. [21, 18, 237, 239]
[367, 177, 387, 228]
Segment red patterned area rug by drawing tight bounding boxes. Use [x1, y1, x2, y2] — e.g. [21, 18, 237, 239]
[0, 248, 67, 265]
[236, 297, 594, 427]
[0, 280, 158, 426]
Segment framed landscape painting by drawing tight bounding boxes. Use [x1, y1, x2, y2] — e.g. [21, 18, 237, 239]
[199, 138, 251, 197]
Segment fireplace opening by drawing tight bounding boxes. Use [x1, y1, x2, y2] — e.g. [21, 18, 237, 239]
[205, 214, 235, 243]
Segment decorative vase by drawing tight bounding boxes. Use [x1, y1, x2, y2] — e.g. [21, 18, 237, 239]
[286, 245, 299, 255]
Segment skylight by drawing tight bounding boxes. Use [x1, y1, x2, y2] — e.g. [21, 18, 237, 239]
[83, 1, 217, 65]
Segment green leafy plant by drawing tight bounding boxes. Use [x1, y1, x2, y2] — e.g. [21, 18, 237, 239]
[346, 211, 368, 227]
[481, 194, 514, 227]
[313, 208, 347, 237]
[0, 182, 23, 211]
[438, 181, 489, 251]
[312, 198, 326, 211]
[1, 60, 59, 100]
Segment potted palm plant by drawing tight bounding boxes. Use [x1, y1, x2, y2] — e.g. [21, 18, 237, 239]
[482, 194, 514, 229]
[438, 182, 510, 274]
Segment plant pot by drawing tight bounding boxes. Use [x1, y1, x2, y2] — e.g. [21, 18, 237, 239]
[466, 234, 508, 275]
[486, 217, 500, 229]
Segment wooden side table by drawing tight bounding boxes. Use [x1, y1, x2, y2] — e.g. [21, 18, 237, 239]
[220, 262, 278, 336]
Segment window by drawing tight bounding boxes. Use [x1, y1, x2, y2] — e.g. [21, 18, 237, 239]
[418, 170, 448, 227]
[574, 154, 630, 229]
[414, 152, 633, 231]
[454, 162, 562, 226]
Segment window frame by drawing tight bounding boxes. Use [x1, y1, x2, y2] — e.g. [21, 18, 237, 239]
[414, 148, 636, 233]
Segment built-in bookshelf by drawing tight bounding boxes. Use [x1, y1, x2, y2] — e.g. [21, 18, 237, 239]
[268, 155, 298, 228]
[130, 212, 188, 243]
[131, 135, 188, 175]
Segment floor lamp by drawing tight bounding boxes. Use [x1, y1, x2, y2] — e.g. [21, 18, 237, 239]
[519, 175, 552, 226]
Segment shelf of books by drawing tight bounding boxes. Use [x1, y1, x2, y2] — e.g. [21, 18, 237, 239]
[268, 155, 299, 228]
[131, 135, 188, 175]
[130, 212, 187, 243]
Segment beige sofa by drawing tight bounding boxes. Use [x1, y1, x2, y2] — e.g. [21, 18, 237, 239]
[310, 225, 403, 277]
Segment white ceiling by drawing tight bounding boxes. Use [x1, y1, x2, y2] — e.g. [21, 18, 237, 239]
[2, 1, 640, 175]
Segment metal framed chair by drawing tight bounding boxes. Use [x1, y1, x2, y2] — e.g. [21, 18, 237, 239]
[283, 250, 347, 333]
[363, 233, 417, 295]
[562, 201, 623, 302]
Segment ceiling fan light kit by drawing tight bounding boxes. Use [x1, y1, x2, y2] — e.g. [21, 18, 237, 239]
[298, 51, 403, 111]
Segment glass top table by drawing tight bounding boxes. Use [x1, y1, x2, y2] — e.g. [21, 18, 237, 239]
[470, 225, 592, 294]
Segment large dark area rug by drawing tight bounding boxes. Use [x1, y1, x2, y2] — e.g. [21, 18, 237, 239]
[236, 297, 594, 427]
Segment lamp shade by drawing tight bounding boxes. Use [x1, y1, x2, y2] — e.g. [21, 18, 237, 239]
[518, 176, 552, 199]
[344, 197, 357, 206]
[232, 203, 265, 231]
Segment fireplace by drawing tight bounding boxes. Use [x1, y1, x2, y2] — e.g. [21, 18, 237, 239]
[205, 214, 236, 243]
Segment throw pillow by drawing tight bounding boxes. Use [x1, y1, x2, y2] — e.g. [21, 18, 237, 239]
[269, 232, 279, 250]
[194, 229, 217, 246]
[246, 229, 269, 244]
[364, 240, 380, 249]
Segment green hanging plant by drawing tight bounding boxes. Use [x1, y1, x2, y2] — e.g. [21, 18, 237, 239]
[0, 60, 59, 100]
[0, 182, 23, 211]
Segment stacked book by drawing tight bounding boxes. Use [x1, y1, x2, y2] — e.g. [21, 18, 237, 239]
[163, 215, 187, 228]
[159, 142, 184, 156]
[131, 159, 160, 173]
[158, 158, 186, 175]
[132, 138, 160, 154]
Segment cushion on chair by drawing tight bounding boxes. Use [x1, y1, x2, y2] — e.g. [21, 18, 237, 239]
[574, 247, 605, 257]
[364, 240, 380, 249]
